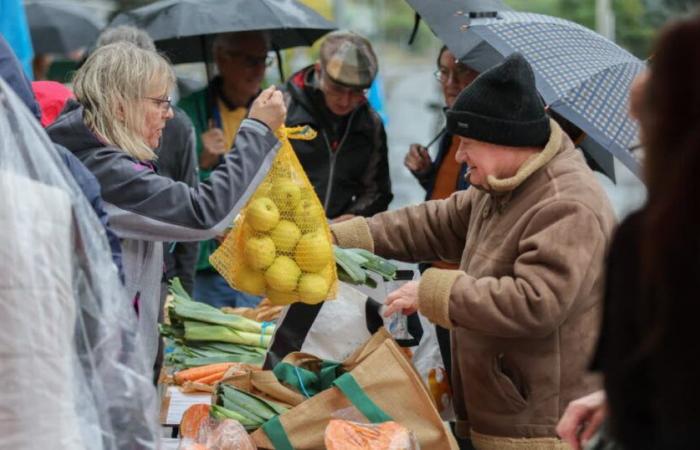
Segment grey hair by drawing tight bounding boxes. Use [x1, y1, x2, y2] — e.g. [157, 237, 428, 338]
[96, 25, 156, 51]
[72, 41, 175, 161]
[212, 30, 271, 55]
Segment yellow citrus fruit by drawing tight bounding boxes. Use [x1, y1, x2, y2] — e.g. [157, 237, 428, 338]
[234, 265, 266, 296]
[265, 256, 301, 292]
[246, 197, 280, 232]
[295, 231, 333, 272]
[270, 219, 302, 254]
[271, 178, 302, 212]
[319, 263, 335, 285]
[243, 235, 276, 270]
[266, 288, 299, 305]
[294, 198, 325, 232]
[297, 273, 329, 304]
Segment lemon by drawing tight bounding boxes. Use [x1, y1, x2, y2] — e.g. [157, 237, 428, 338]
[234, 265, 266, 296]
[243, 235, 276, 270]
[271, 178, 302, 212]
[295, 231, 333, 272]
[298, 273, 329, 304]
[294, 198, 325, 232]
[266, 288, 299, 305]
[270, 220, 302, 254]
[247, 197, 280, 232]
[265, 256, 301, 292]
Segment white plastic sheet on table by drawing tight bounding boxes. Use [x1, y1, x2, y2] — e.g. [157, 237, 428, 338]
[0, 78, 159, 449]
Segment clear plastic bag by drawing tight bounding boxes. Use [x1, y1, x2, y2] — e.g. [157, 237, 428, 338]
[382, 274, 415, 341]
[0, 79, 158, 449]
[182, 417, 256, 450]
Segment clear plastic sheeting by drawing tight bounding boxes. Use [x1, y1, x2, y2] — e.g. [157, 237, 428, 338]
[0, 78, 159, 449]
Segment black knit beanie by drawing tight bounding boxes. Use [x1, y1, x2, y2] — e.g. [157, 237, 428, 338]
[446, 53, 550, 147]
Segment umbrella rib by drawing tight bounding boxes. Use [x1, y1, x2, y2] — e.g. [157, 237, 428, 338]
[258, 0, 287, 32]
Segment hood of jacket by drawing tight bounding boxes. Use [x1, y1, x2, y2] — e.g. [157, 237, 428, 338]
[48, 100, 105, 154]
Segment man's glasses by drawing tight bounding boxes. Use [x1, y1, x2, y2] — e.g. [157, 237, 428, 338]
[226, 51, 274, 69]
[433, 64, 477, 84]
[145, 96, 173, 112]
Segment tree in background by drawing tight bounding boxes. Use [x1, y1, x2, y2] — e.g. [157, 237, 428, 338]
[507, 0, 655, 57]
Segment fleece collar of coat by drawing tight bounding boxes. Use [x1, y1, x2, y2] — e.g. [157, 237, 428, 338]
[485, 119, 563, 194]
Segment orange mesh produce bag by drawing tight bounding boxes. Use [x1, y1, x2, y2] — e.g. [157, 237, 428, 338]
[210, 126, 338, 306]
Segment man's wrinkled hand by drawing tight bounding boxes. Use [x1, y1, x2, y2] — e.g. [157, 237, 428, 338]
[383, 281, 420, 317]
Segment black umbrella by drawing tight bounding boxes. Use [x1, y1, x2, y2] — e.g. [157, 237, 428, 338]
[407, 0, 511, 44]
[110, 0, 336, 68]
[25, 2, 105, 54]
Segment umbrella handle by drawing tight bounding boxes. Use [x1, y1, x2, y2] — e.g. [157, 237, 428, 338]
[275, 47, 284, 83]
[408, 13, 421, 45]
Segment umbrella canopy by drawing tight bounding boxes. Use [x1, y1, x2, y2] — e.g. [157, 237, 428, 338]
[110, 0, 336, 64]
[25, 2, 105, 54]
[406, 0, 510, 44]
[406, 2, 645, 180]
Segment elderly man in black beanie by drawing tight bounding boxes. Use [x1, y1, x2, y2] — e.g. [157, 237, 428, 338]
[331, 53, 616, 449]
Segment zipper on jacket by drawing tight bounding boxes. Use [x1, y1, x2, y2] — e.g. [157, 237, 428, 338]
[321, 109, 358, 212]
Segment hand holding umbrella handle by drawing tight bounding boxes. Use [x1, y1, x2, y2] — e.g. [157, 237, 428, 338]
[249, 86, 287, 132]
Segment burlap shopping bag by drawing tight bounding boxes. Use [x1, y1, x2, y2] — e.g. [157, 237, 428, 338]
[251, 333, 458, 449]
[221, 329, 392, 409]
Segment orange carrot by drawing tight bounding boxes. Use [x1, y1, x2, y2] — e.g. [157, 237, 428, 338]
[174, 363, 235, 385]
[195, 370, 226, 385]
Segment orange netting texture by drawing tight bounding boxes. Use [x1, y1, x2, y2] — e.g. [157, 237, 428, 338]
[211, 126, 338, 306]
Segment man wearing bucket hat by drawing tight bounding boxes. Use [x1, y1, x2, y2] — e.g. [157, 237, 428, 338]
[283, 30, 392, 223]
[331, 53, 616, 449]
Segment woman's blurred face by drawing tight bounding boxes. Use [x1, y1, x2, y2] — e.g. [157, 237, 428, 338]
[141, 82, 174, 149]
[437, 50, 479, 108]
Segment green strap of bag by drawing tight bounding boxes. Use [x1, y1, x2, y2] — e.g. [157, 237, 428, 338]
[273, 360, 341, 397]
[262, 372, 392, 449]
[261, 416, 295, 450]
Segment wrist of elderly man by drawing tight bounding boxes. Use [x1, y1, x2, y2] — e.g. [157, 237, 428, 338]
[418, 268, 460, 329]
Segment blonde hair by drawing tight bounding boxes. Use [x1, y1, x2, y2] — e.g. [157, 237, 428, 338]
[72, 42, 175, 161]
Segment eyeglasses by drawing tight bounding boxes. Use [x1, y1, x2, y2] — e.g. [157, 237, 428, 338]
[320, 72, 368, 99]
[145, 96, 173, 112]
[433, 64, 477, 84]
[226, 51, 274, 68]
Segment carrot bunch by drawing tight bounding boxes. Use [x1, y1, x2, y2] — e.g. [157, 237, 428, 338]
[174, 362, 236, 386]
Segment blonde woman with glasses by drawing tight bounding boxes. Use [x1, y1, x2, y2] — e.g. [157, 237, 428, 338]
[48, 41, 286, 370]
